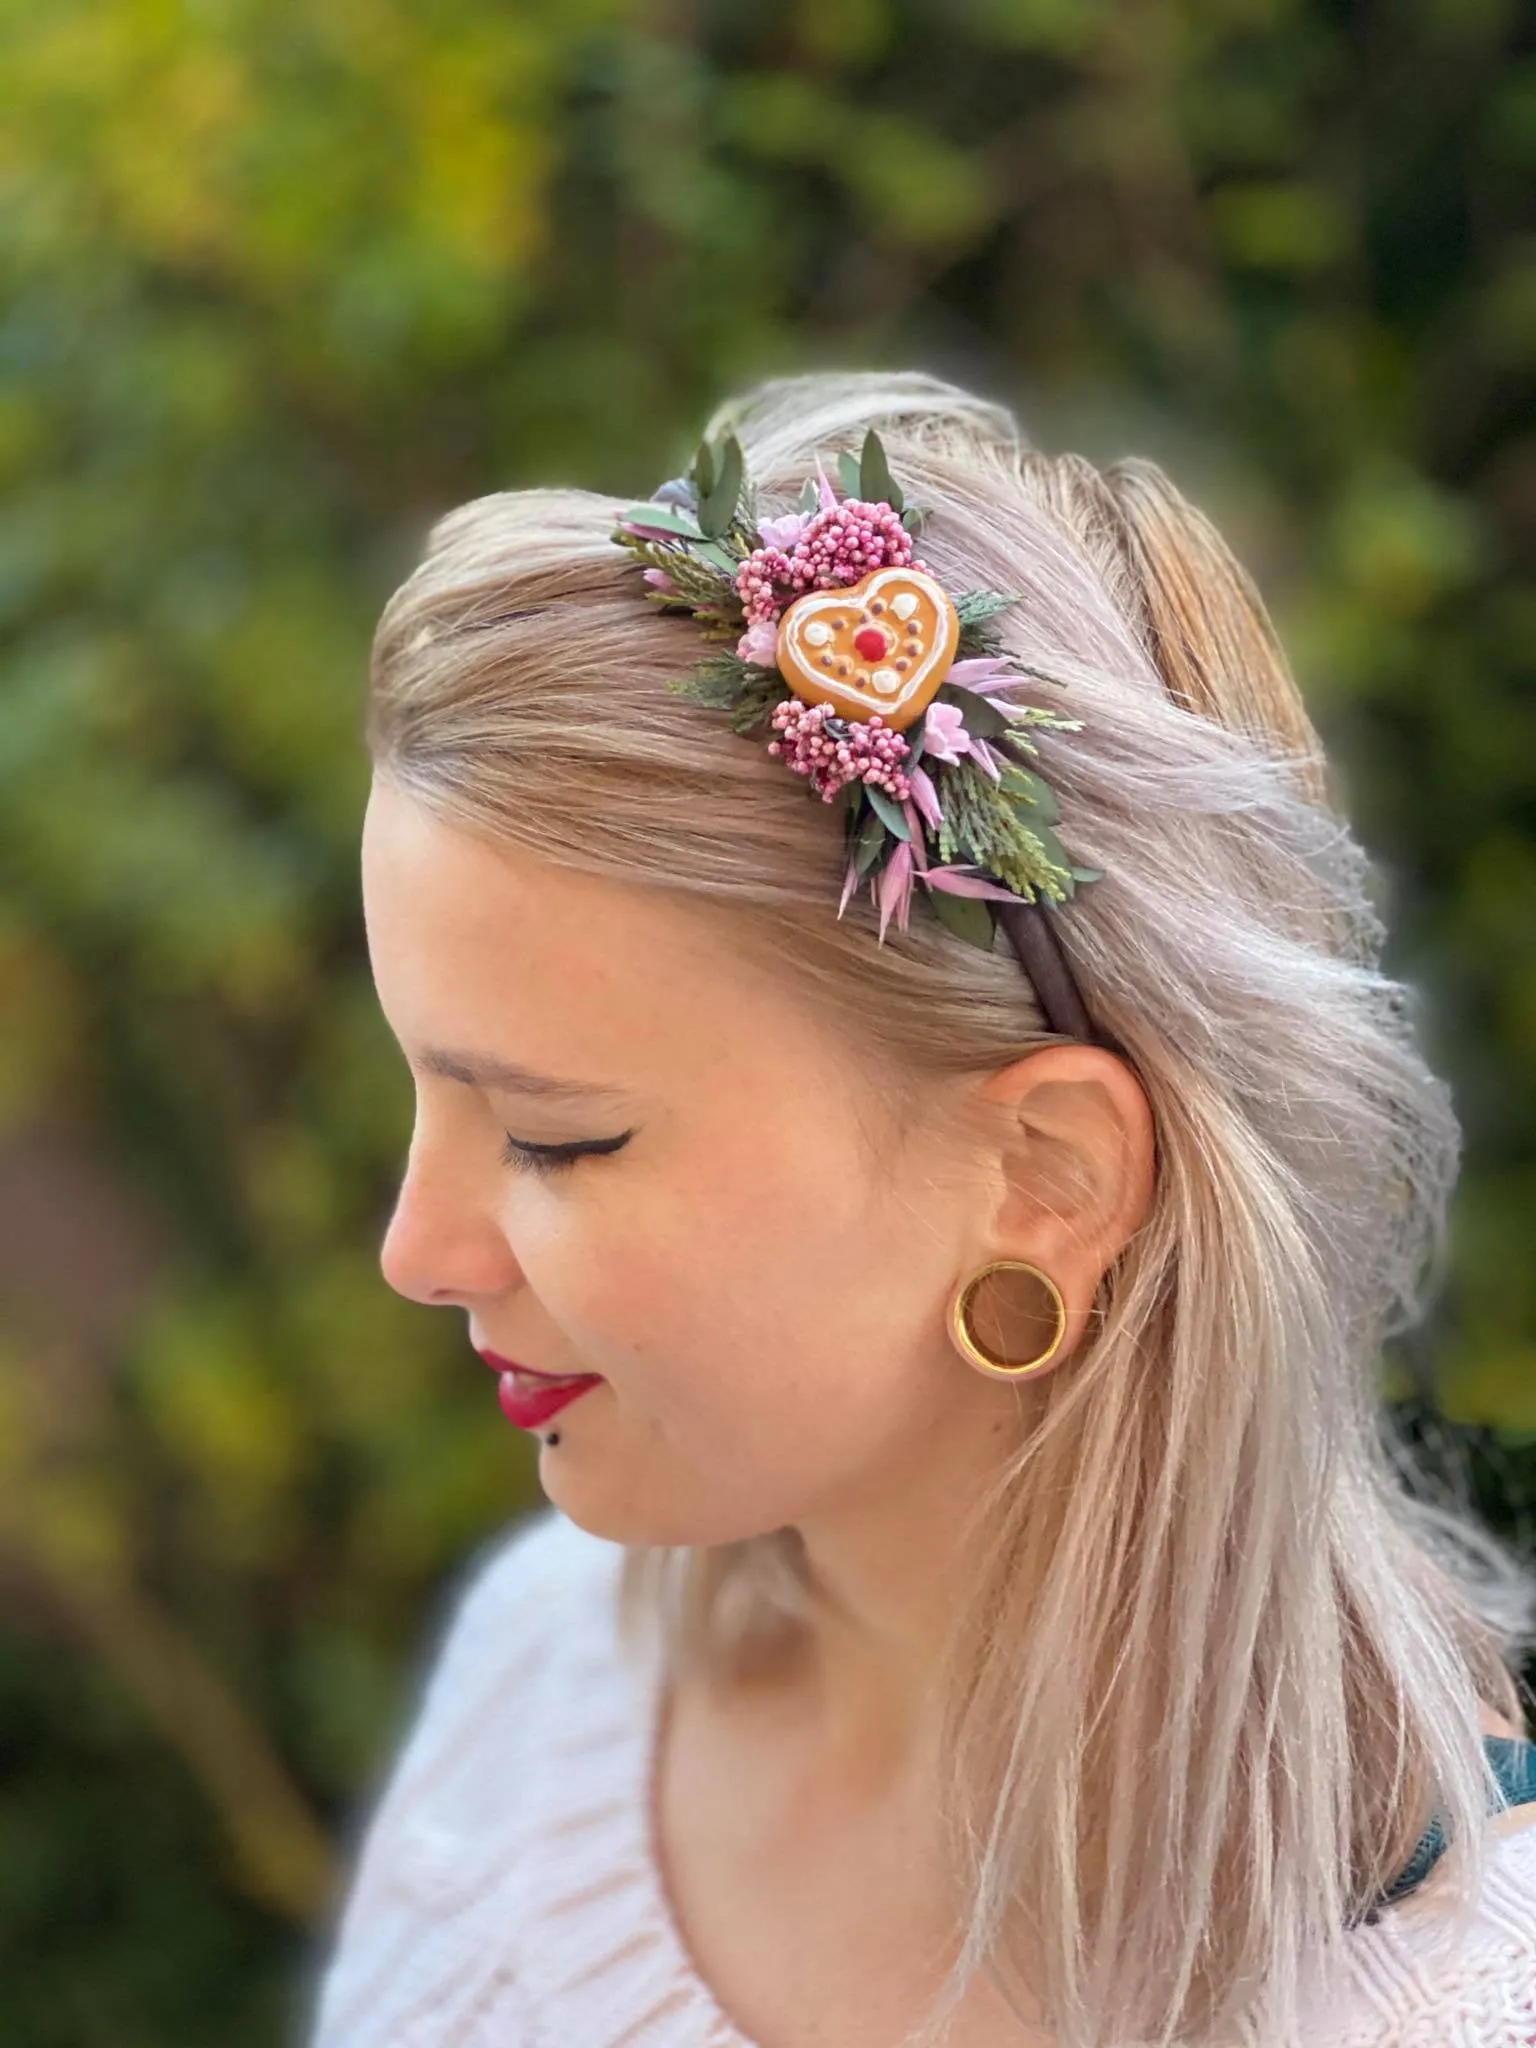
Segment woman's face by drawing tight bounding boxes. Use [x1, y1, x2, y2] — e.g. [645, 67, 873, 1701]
[361, 778, 1019, 1549]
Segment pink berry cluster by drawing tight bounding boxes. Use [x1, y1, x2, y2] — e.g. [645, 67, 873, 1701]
[737, 499, 917, 625]
[766, 698, 913, 804]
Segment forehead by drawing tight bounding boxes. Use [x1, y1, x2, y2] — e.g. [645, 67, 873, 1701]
[360, 778, 815, 1094]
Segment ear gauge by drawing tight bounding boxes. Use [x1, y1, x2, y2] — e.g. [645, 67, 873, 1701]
[950, 1259, 1067, 1379]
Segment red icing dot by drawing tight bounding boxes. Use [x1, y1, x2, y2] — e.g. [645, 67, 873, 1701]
[854, 625, 888, 662]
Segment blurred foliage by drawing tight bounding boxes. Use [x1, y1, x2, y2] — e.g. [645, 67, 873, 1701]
[1, 0, 1534, 2040]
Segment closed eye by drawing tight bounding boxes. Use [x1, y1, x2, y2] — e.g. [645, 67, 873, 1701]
[500, 1129, 635, 1177]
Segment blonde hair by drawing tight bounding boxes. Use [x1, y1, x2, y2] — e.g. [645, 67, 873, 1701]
[368, 371, 1536, 2047]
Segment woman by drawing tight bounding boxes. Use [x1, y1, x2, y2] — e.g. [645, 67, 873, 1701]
[306, 372, 1536, 2047]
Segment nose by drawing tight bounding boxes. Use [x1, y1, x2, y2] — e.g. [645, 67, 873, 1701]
[378, 1130, 522, 1308]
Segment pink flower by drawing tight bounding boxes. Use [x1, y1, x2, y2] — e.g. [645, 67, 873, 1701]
[968, 735, 1003, 781]
[765, 698, 912, 803]
[921, 866, 1020, 902]
[876, 840, 915, 941]
[757, 511, 811, 550]
[920, 701, 974, 765]
[735, 499, 919, 624]
[736, 619, 780, 666]
[946, 656, 1017, 695]
[643, 567, 676, 593]
[908, 766, 944, 831]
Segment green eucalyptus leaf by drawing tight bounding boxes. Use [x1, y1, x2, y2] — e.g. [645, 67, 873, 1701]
[620, 503, 703, 538]
[998, 765, 1061, 825]
[858, 428, 903, 512]
[1070, 865, 1105, 884]
[1019, 820, 1073, 876]
[837, 450, 862, 499]
[699, 435, 744, 539]
[904, 715, 928, 766]
[853, 808, 888, 875]
[927, 889, 996, 950]
[799, 478, 820, 516]
[865, 783, 911, 839]
[902, 504, 926, 536]
[693, 539, 743, 575]
[693, 437, 715, 499]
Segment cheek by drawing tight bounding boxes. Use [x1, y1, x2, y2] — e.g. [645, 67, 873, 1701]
[545, 1132, 953, 1420]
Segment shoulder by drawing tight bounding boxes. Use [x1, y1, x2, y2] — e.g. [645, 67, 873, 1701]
[1316, 1818, 1536, 2045]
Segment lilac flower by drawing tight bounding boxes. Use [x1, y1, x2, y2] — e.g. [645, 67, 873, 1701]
[920, 700, 975, 766]
[907, 766, 944, 831]
[838, 854, 862, 918]
[921, 866, 1021, 901]
[736, 619, 780, 665]
[757, 511, 811, 551]
[946, 656, 1018, 696]
[877, 840, 915, 941]
[968, 735, 1003, 781]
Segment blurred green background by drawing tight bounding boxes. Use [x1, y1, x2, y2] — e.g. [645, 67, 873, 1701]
[2, 2, 1534, 2042]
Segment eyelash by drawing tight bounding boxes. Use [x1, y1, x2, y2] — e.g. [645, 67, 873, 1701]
[500, 1131, 632, 1178]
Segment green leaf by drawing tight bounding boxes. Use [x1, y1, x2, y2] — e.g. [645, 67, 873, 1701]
[1070, 865, 1105, 884]
[865, 783, 911, 839]
[998, 764, 1061, 824]
[799, 478, 820, 516]
[693, 437, 715, 499]
[699, 435, 744, 539]
[902, 504, 926, 536]
[837, 449, 862, 499]
[935, 684, 1011, 739]
[858, 428, 903, 512]
[853, 807, 888, 875]
[927, 889, 996, 950]
[1019, 820, 1073, 875]
[619, 503, 703, 538]
[904, 714, 927, 766]
[694, 539, 742, 575]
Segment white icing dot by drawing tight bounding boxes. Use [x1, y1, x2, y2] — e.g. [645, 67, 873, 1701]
[803, 620, 832, 646]
[890, 592, 919, 620]
[870, 668, 900, 694]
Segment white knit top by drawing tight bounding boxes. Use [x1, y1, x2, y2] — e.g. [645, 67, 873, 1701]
[306, 1508, 1536, 2048]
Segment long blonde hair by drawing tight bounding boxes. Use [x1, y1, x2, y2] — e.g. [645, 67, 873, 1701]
[367, 371, 1535, 2047]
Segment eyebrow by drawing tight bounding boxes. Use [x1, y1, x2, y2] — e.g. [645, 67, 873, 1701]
[416, 1046, 627, 1103]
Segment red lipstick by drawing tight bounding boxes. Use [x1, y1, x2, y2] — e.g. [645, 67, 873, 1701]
[475, 1347, 604, 1433]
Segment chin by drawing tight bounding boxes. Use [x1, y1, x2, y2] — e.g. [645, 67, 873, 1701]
[537, 1460, 792, 1552]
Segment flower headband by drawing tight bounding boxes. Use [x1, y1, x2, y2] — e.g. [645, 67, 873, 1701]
[613, 429, 1104, 1042]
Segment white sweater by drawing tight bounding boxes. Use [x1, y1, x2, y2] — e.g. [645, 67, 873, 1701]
[306, 1508, 1536, 2048]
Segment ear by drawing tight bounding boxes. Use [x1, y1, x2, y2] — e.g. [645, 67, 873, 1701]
[963, 1044, 1155, 1368]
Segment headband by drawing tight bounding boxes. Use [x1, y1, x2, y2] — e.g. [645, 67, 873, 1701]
[613, 429, 1105, 1044]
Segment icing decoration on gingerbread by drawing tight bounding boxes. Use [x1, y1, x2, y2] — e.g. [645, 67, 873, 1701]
[776, 567, 960, 732]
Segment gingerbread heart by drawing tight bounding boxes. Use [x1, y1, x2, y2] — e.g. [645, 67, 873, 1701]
[775, 567, 961, 732]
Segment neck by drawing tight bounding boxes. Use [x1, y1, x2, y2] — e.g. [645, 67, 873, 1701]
[782, 1411, 1009, 1785]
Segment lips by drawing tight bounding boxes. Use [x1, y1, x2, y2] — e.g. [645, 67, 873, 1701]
[474, 1347, 604, 1433]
